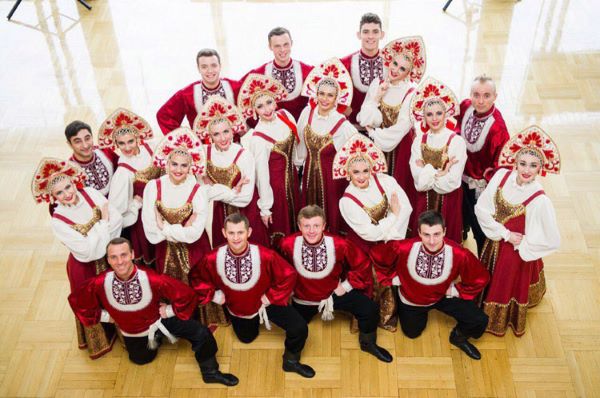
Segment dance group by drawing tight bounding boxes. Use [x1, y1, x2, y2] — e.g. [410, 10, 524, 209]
[31, 13, 562, 386]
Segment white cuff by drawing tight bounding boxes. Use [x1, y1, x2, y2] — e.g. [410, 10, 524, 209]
[341, 280, 353, 293]
[392, 276, 401, 286]
[212, 290, 225, 304]
[165, 304, 175, 318]
[501, 228, 511, 242]
[261, 294, 271, 306]
[446, 283, 460, 298]
[259, 209, 272, 217]
[100, 309, 111, 323]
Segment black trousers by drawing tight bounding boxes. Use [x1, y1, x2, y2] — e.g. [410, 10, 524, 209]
[293, 290, 379, 333]
[462, 182, 486, 255]
[123, 317, 217, 366]
[230, 304, 308, 354]
[397, 297, 488, 339]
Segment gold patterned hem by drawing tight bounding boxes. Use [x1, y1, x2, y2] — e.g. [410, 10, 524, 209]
[164, 241, 190, 284]
[376, 285, 398, 332]
[82, 322, 116, 359]
[199, 302, 230, 327]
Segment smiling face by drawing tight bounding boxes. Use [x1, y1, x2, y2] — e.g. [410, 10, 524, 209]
[418, 223, 446, 253]
[107, 242, 135, 280]
[357, 22, 384, 56]
[115, 131, 139, 157]
[515, 152, 542, 185]
[50, 176, 79, 206]
[269, 33, 292, 67]
[68, 129, 94, 161]
[166, 152, 191, 185]
[348, 159, 371, 189]
[209, 120, 233, 151]
[298, 215, 326, 245]
[254, 94, 277, 122]
[388, 54, 412, 84]
[222, 220, 252, 254]
[197, 55, 221, 88]
[316, 82, 337, 114]
[470, 80, 497, 114]
[424, 101, 446, 132]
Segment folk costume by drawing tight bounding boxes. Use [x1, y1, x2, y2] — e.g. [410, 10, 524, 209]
[238, 74, 301, 245]
[69, 146, 118, 197]
[357, 36, 426, 231]
[297, 58, 359, 234]
[194, 97, 269, 248]
[455, 98, 509, 253]
[409, 77, 467, 243]
[68, 265, 238, 386]
[141, 128, 211, 284]
[475, 126, 560, 336]
[32, 158, 123, 359]
[156, 77, 241, 135]
[245, 59, 313, 120]
[102, 108, 160, 264]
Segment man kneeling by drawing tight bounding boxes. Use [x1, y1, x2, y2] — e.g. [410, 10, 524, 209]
[279, 205, 393, 363]
[68, 238, 238, 386]
[371, 211, 490, 360]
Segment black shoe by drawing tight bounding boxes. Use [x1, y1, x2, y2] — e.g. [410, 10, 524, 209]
[282, 358, 315, 378]
[282, 349, 315, 378]
[359, 332, 393, 363]
[449, 329, 481, 360]
[202, 370, 239, 386]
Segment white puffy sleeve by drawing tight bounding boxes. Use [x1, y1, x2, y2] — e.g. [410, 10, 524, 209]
[248, 135, 274, 217]
[141, 179, 166, 244]
[368, 90, 415, 152]
[380, 174, 412, 240]
[207, 150, 256, 208]
[161, 185, 209, 244]
[357, 80, 383, 128]
[332, 120, 359, 151]
[432, 135, 467, 194]
[518, 195, 560, 261]
[108, 168, 140, 228]
[474, 169, 511, 241]
[294, 106, 310, 167]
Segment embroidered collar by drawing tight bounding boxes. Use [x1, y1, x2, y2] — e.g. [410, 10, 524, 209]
[227, 244, 250, 258]
[114, 265, 138, 283]
[201, 80, 223, 92]
[472, 105, 495, 119]
[420, 243, 445, 256]
[71, 151, 96, 165]
[273, 59, 293, 70]
[359, 49, 380, 59]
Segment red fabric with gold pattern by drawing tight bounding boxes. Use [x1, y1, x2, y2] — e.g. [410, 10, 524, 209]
[237, 73, 288, 120]
[382, 36, 427, 84]
[32, 157, 87, 203]
[498, 125, 561, 177]
[97, 108, 153, 150]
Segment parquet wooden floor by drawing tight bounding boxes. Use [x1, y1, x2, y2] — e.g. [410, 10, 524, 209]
[1, 0, 599, 396]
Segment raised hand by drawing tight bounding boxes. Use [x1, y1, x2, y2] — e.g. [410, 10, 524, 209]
[376, 80, 390, 102]
[233, 175, 250, 194]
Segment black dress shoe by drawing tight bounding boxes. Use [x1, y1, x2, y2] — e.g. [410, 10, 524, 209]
[449, 329, 481, 360]
[282, 359, 316, 378]
[359, 332, 393, 363]
[202, 370, 239, 386]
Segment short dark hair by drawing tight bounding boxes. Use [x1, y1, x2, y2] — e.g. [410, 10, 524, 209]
[359, 13, 382, 29]
[196, 48, 221, 65]
[418, 211, 446, 230]
[65, 120, 92, 142]
[224, 212, 250, 229]
[268, 27, 292, 43]
[297, 205, 325, 223]
[106, 237, 133, 252]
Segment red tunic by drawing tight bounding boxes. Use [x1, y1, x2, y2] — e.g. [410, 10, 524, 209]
[279, 232, 373, 302]
[371, 237, 489, 306]
[252, 111, 300, 243]
[480, 171, 546, 336]
[340, 50, 384, 126]
[455, 100, 509, 181]
[156, 78, 241, 135]
[68, 266, 197, 334]
[70, 147, 119, 197]
[244, 59, 313, 120]
[116, 143, 157, 264]
[300, 107, 349, 235]
[190, 244, 296, 318]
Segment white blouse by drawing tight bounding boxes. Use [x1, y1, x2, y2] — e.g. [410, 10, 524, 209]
[340, 173, 412, 242]
[142, 174, 209, 244]
[475, 169, 560, 262]
[242, 110, 301, 217]
[357, 79, 416, 152]
[296, 105, 359, 165]
[108, 144, 154, 228]
[409, 128, 467, 194]
[51, 187, 123, 262]
[204, 143, 256, 208]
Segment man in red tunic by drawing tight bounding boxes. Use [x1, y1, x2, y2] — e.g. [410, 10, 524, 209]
[243, 27, 312, 121]
[455, 76, 509, 253]
[340, 13, 386, 128]
[190, 213, 315, 378]
[279, 205, 393, 363]
[65, 120, 118, 197]
[156, 49, 241, 134]
[371, 211, 490, 360]
[68, 238, 238, 386]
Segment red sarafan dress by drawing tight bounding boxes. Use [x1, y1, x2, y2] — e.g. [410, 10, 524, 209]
[246, 110, 300, 245]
